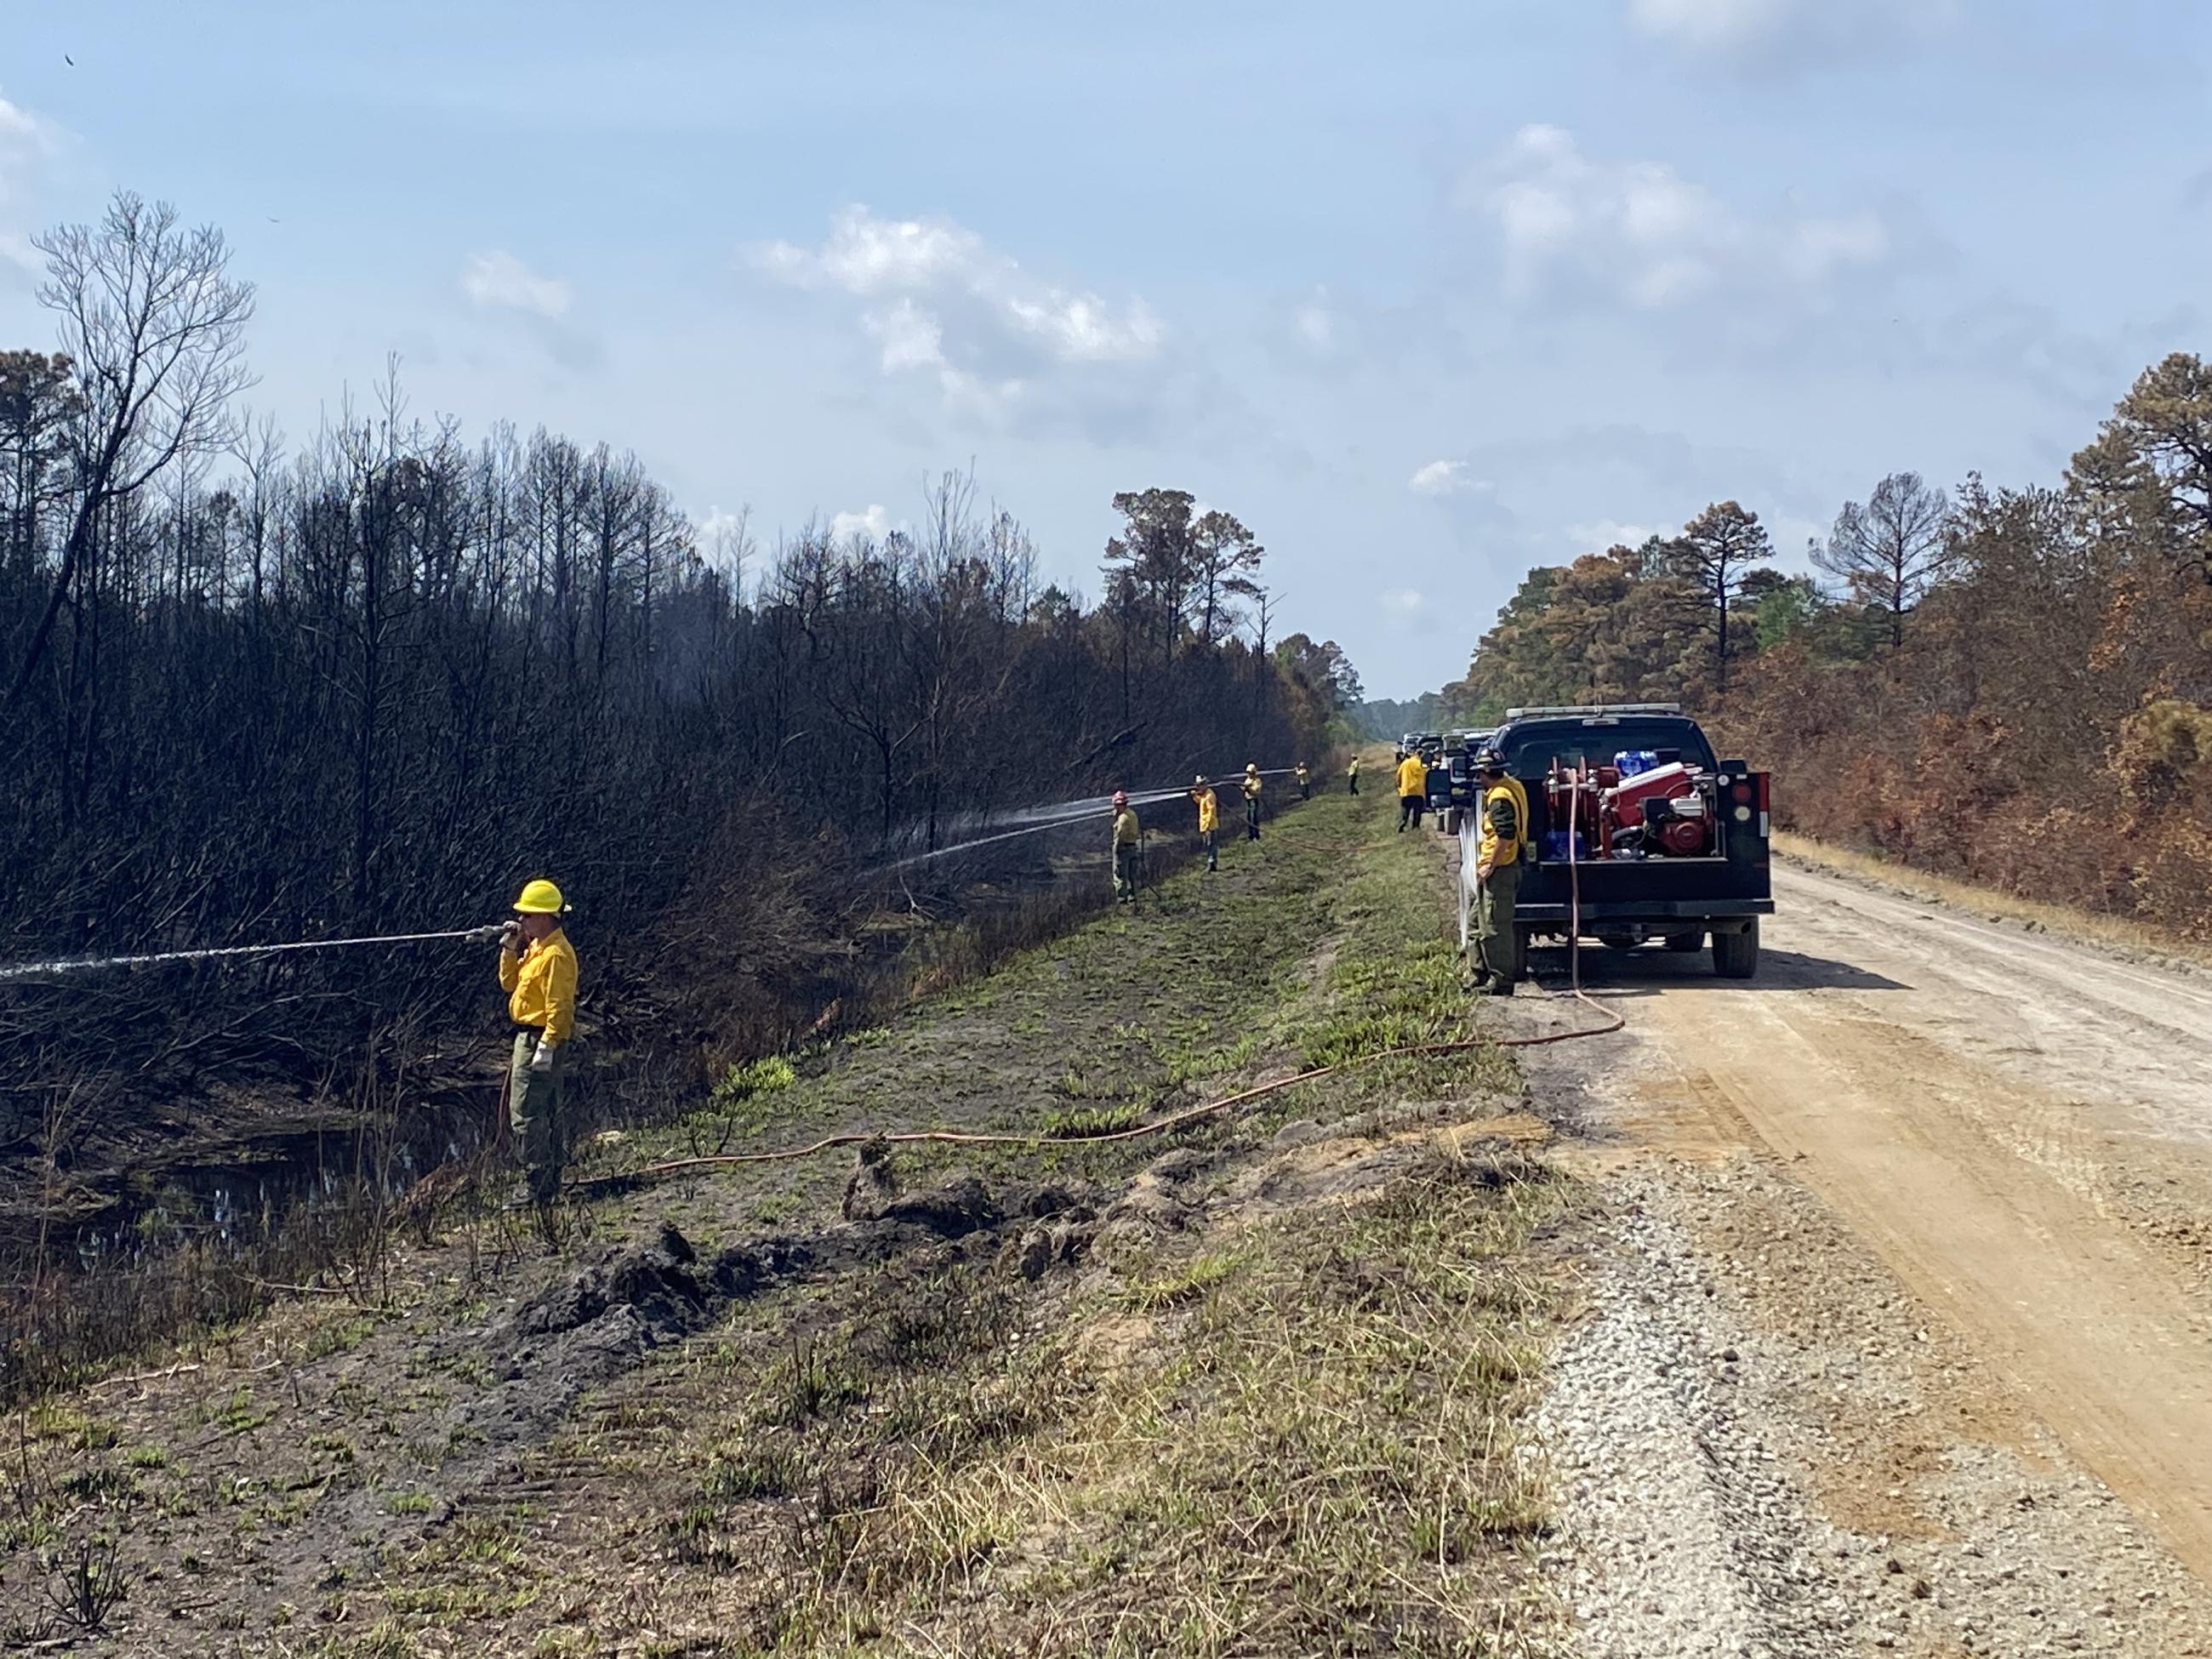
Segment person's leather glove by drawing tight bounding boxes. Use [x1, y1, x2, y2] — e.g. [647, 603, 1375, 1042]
[530, 1041, 556, 1073]
[499, 921, 524, 952]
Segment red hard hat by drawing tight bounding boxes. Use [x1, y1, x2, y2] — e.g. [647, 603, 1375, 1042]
[1111, 790, 1128, 806]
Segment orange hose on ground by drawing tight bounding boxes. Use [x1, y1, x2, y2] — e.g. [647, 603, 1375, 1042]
[623, 994, 1618, 1182]
[619, 796, 1622, 1185]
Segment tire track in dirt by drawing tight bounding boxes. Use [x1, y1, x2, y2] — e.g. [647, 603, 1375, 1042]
[1539, 859, 2212, 1586]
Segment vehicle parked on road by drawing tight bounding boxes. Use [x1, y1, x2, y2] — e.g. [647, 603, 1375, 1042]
[1428, 729, 1494, 833]
[1482, 703, 1772, 979]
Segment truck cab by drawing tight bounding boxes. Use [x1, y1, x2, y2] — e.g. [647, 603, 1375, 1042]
[1485, 703, 1772, 978]
[1427, 733, 1492, 833]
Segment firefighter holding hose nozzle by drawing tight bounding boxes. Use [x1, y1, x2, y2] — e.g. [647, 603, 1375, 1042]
[1470, 750, 1530, 997]
[1111, 791, 1143, 904]
[499, 878, 579, 1217]
[1241, 764, 1263, 841]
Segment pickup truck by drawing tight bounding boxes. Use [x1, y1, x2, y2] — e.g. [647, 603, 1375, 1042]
[1480, 704, 1772, 979]
[1425, 730, 1495, 833]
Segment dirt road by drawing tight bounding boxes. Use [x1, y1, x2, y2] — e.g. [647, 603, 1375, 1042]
[1522, 857, 2212, 1656]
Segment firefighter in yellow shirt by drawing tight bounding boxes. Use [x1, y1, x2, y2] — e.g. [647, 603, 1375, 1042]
[498, 878, 579, 1214]
[1295, 761, 1310, 800]
[1111, 790, 1143, 904]
[1471, 750, 1531, 996]
[1395, 750, 1428, 832]
[1189, 775, 1220, 872]
[1240, 764, 1263, 841]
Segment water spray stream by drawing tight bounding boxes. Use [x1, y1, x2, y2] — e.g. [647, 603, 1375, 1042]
[0, 771, 1308, 978]
[873, 770, 1298, 873]
[0, 926, 494, 984]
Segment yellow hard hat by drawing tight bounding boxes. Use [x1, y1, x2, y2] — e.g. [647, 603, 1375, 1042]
[1246, 762, 1258, 773]
[513, 877, 566, 915]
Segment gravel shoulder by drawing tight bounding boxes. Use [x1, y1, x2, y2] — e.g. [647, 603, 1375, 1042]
[1512, 857, 2212, 1657]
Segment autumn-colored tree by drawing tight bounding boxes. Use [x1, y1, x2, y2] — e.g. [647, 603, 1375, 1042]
[2068, 351, 2212, 584]
[1664, 501, 1771, 693]
[1406, 352, 2212, 938]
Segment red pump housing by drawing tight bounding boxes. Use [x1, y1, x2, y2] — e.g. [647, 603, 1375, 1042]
[1604, 761, 1710, 857]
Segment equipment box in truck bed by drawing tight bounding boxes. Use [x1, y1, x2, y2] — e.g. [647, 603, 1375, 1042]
[1486, 704, 1774, 979]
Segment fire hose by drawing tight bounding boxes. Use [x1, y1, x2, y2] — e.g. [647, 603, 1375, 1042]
[0, 776, 1311, 980]
[0, 766, 1621, 1187]
[0, 926, 505, 984]
[624, 774, 1621, 1184]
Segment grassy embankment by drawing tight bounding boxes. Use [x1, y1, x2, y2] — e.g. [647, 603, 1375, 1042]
[2, 783, 1578, 1657]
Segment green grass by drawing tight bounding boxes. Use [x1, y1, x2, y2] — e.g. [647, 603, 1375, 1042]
[13, 783, 1570, 1659]
[710, 1055, 797, 1110]
[506, 790, 1575, 1655]
[1041, 1103, 1147, 1138]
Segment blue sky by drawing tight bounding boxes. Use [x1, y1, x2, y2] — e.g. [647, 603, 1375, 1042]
[3, 0, 2208, 697]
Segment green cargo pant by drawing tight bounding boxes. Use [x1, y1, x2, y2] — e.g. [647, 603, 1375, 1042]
[509, 1029, 568, 1204]
[1475, 858, 1522, 989]
[1114, 843, 1140, 902]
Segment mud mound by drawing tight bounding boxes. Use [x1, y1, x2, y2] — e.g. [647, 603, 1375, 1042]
[509, 1219, 708, 1339]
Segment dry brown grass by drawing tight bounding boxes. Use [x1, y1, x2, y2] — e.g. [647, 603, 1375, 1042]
[1775, 832, 2212, 971]
[2, 785, 1578, 1657]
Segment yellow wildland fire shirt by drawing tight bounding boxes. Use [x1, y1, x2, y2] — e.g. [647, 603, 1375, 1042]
[1112, 807, 1142, 846]
[500, 929, 578, 1046]
[1192, 789, 1218, 832]
[1395, 755, 1428, 797]
[1479, 778, 1531, 868]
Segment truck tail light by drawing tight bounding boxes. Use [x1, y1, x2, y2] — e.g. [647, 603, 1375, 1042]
[1756, 772, 1770, 840]
[1731, 781, 1753, 804]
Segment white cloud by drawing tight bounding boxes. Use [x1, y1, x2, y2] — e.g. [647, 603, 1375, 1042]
[1628, 0, 1790, 51]
[1782, 214, 1891, 282]
[1566, 519, 1658, 551]
[0, 92, 59, 279]
[1291, 298, 1335, 351]
[696, 506, 751, 563]
[1473, 124, 1890, 311]
[863, 297, 946, 373]
[1409, 460, 1493, 498]
[830, 504, 894, 543]
[1626, 0, 1957, 63]
[1380, 588, 1428, 617]
[750, 205, 1163, 418]
[459, 250, 571, 318]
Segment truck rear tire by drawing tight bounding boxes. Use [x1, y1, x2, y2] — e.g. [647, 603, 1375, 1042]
[1713, 921, 1759, 979]
[1664, 932, 1704, 953]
